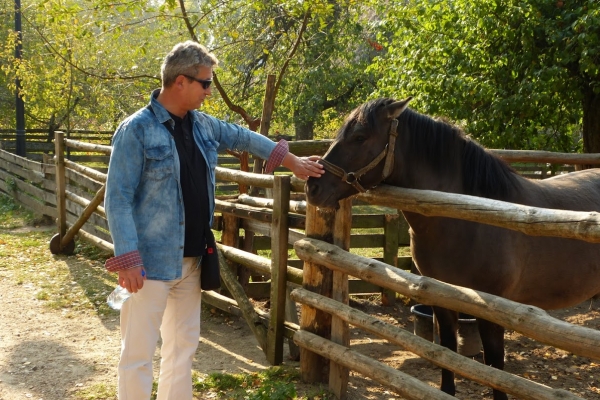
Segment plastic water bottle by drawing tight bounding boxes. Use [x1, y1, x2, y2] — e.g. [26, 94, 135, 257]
[107, 286, 131, 310]
[107, 269, 145, 310]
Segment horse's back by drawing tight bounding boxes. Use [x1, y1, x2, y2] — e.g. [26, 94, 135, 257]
[524, 168, 600, 211]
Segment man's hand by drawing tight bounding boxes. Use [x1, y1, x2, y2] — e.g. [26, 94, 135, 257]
[282, 154, 324, 181]
[118, 266, 146, 293]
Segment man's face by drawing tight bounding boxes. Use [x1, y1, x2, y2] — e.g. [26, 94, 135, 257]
[182, 65, 213, 111]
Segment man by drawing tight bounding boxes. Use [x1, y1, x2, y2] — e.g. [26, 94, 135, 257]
[104, 40, 323, 400]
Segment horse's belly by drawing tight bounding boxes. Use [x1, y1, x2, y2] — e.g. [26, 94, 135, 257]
[410, 219, 600, 310]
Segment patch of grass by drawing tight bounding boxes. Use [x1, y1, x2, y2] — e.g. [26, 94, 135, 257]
[75, 382, 116, 400]
[192, 366, 333, 400]
[0, 195, 117, 317]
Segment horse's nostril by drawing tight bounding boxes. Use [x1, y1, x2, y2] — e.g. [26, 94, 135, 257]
[306, 181, 320, 198]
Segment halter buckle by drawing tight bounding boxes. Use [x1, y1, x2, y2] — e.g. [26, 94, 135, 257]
[344, 172, 357, 184]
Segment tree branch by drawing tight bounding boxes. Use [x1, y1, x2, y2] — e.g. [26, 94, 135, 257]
[178, 0, 198, 42]
[274, 11, 310, 99]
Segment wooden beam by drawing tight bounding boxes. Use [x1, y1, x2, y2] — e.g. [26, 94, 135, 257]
[360, 185, 600, 243]
[266, 175, 290, 365]
[294, 330, 456, 400]
[294, 237, 600, 362]
[291, 289, 581, 400]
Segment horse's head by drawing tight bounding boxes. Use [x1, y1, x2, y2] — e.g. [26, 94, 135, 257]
[306, 97, 412, 209]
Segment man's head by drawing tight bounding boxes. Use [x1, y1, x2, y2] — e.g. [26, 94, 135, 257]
[161, 41, 218, 88]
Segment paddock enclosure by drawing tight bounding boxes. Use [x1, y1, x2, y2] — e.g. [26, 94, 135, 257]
[2, 130, 600, 399]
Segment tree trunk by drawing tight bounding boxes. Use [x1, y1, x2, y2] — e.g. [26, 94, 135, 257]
[582, 87, 600, 154]
[294, 110, 315, 140]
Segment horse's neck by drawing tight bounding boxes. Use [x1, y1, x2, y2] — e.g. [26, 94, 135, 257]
[387, 151, 464, 193]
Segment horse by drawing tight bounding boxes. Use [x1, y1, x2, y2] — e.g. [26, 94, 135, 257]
[305, 97, 600, 400]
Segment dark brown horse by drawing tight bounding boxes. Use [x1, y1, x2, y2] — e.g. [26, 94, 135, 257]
[305, 97, 600, 400]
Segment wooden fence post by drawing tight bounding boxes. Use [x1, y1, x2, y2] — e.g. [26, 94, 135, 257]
[381, 213, 399, 306]
[300, 203, 335, 383]
[329, 198, 352, 399]
[49, 131, 74, 255]
[266, 175, 291, 365]
[221, 213, 241, 285]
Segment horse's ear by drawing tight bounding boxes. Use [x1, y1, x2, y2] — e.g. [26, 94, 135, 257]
[386, 97, 413, 120]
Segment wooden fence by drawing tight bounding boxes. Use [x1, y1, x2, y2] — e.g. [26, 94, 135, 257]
[3, 132, 600, 398]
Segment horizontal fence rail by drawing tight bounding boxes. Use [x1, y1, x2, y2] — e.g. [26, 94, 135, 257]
[359, 185, 600, 243]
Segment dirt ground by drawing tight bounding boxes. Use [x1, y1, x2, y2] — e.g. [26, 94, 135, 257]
[2, 234, 600, 399]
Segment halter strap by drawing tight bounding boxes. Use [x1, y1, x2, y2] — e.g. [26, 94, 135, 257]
[320, 119, 399, 193]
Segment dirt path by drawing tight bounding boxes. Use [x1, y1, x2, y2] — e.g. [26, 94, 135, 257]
[0, 269, 290, 400]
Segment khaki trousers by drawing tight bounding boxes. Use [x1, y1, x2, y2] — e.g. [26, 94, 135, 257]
[118, 257, 201, 400]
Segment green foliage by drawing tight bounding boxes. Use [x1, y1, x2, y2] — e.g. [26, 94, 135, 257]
[371, 0, 600, 152]
[1, 0, 377, 140]
[3, 0, 597, 148]
[193, 366, 310, 399]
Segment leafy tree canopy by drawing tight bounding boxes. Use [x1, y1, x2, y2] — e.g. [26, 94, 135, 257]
[371, 0, 600, 152]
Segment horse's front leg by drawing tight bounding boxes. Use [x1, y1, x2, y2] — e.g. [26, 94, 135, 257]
[478, 318, 507, 400]
[433, 306, 459, 396]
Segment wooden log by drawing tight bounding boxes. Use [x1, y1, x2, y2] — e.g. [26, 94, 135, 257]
[61, 185, 105, 248]
[202, 290, 298, 341]
[291, 289, 582, 400]
[68, 155, 110, 164]
[285, 286, 301, 360]
[217, 243, 303, 286]
[238, 193, 307, 214]
[65, 168, 104, 193]
[221, 213, 241, 280]
[381, 213, 399, 306]
[250, 74, 276, 181]
[287, 140, 333, 157]
[294, 238, 600, 361]
[494, 149, 600, 164]
[64, 159, 107, 182]
[64, 201, 110, 239]
[65, 190, 106, 218]
[329, 198, 352, 399]
[64, 138, 112, 154]
[360, 185, 600, 243]
[54, 132, 68, 245]
[294, 330, 456, 400]
[242, 219, 304, 244]
[214, 198, 305, 229]
[77, 228, 114, 253]
[216, 167, 274, 188]
[266, 175, 290, 365]
[217, 248, 268, 351]
[300, 203, 335, 383]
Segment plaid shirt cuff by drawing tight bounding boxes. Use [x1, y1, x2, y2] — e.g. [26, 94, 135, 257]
[264, 139, 289, 174]
[105, 250, 143, 272]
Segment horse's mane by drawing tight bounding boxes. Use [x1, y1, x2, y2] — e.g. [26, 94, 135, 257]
[344, 98, 521, 199]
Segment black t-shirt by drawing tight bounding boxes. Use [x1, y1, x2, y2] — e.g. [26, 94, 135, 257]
[168, 112, 211, 257]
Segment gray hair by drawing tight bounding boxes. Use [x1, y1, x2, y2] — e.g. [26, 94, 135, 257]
[161, 41, 218, 87]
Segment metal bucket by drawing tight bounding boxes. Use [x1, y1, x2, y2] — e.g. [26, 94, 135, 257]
[410, 304, 482, 357]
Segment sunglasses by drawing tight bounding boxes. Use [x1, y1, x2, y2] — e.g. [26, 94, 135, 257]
[182, 74, 212, 89]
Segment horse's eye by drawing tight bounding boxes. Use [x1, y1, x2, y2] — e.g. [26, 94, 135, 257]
[354, 134, 367, 143]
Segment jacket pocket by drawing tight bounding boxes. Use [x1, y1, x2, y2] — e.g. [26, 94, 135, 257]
[203, 139, 219, 169]
[143, 145, 174, 180]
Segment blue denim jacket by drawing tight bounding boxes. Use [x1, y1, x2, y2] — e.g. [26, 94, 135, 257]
[105, 92, 277, 280]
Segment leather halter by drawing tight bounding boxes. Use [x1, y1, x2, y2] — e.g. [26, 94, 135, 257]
[319, 119, 399, 193]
